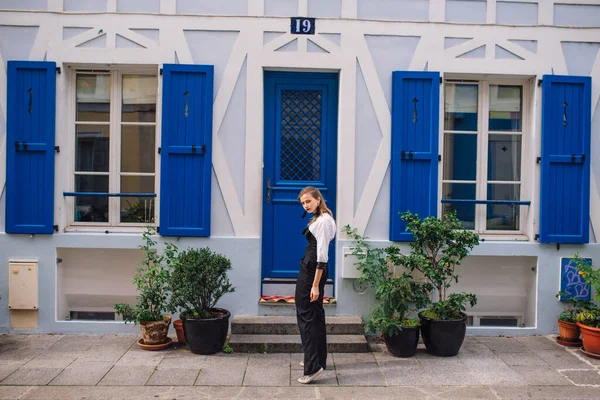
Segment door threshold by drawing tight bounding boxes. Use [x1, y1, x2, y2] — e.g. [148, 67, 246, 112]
[262, 278, 333, 285]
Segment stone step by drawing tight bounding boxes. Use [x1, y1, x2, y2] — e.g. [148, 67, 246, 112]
[231, 315, 364, 335]
[228, 334, 370, 353]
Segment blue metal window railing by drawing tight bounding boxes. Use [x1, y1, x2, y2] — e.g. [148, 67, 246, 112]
[441, 199, 530, 206]
[63, 192, 156, 198]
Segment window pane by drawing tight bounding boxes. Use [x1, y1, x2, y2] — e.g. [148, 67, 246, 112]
[442, 183, 476, 229]
[120, 176, 155, 224]
[486, 184, 521, 231]
[443, 133, 477, 180]
[75, 175, 109, 222]
[122, 75, 157, 123]
[76, 125, 110, 172]
[121, 125, 155, 173]
[76, 74, 110, 122]
[488, 134, 521, 181]
[489, 85, 522, 131]
[444, 84, 478, 131]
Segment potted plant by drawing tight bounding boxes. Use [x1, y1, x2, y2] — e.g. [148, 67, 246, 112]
[389, 210, 480, 357]
[168, 247, 235, 354]
[344, 226, 431, 357]
[556, 294, 596, 345]
[571, 255, 600, 356]
[114, 226, 178, 349]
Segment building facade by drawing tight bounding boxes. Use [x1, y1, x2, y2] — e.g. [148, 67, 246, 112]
[1, 0, 599, 336]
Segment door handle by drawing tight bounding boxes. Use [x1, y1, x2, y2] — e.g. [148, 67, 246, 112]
[266, 178, 271, 204]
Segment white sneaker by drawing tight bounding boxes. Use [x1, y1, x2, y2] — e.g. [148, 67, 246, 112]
[298, 367, 323, 384]
[300, 361, 304, 367]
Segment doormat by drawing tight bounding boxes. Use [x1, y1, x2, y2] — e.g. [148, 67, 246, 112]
[259, 295, 336, 304]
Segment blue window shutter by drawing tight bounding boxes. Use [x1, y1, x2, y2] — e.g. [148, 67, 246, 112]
[6, 61, 56, 234]
[390, 71, 440, 241]
[540, 75, 591, 244]
[159, 64, 214, 237]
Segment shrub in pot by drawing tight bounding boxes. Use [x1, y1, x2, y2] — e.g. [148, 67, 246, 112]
[344, 226, 431, 357]
[114, 226, 178, 348]
[556, 293, 596, 343]
[168, 247, 235, 354]
[389, 210, 479, 357]
[570, 254, 600, 356]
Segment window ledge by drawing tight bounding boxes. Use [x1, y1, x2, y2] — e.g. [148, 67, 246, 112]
[64, 226, 153, 234]
[478, 234, 530, 242]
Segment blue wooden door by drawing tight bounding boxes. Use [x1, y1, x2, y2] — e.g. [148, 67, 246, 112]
[262, 72, 338, 280]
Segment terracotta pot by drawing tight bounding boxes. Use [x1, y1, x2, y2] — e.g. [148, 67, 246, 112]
[557, 319, 580, 341]
[174, 319, 185, 344]
[140, 315, 171, 345]
[577, 322, 600, 355]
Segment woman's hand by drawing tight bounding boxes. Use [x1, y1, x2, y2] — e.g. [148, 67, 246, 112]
[310, 286, 320, 302]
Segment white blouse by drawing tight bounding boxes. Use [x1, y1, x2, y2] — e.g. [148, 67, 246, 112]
[308, 213, 336, 264]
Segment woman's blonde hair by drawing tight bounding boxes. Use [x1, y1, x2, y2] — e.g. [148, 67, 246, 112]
[298, 186, 334, 224]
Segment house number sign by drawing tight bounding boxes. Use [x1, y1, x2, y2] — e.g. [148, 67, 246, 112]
[290, 17, 315, 35]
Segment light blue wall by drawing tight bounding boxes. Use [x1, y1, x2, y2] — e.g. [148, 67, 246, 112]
[218, 59, 247, 208]
[509, 39, 537, 54]
[308, 0, 341, 18]
[496, 1, 537, 25]
[561, 42, 600, 76]
[0, 234, 260, 333]
[358, 0, 428, 22]
[130, 29, 159, 43]
[0, 26, 38, 67]
[0, 0, 46, 11]
[177, 0, 247, 16]
[117, 0, 160, 13]
[64, 0, 106, 12]
[264, 0, 296, 17]
[446, 0, 486, 24]
[554, 4, 600, 28]
[184, 30, 239, 101]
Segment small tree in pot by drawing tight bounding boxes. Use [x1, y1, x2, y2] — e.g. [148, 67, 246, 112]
[168, 247, 235, 354]
[389, 210, 479, 357]
[344, 226, 431, 357]
[114, 226, 178, 348]
[570, 255, 600, 357]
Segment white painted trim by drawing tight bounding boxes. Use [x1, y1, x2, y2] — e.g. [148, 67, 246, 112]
[298, 0, 308, 17]
[264, 33, 297, 52]
[341, 0, 357, 19]
[486, 0, 497, 25]
[538, 0, 553, 26]
[429, 0, 445, 23]
[107, 0, 117, 13]
[160, 0, 176, 14]
[48, 0, 63, 12]
[248, 0, 264, 17]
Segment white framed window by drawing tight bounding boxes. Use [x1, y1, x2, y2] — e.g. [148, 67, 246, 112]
[69, 69, 158, 227]
[441, 79, 530, 236]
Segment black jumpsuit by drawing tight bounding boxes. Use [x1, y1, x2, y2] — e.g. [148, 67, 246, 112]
[295, 226, 328, 376]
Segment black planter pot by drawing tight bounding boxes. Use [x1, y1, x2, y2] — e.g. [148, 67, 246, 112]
[384, 326, 420, 358]
[418, 312, 467, 357]
[181, 308, 231, 355]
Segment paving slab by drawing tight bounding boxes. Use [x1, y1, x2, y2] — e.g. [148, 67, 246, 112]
[572, 348, 600, 365]
[492, 385, 600, 399]
[78, 335, 136, 362]
[333, 353, 385, 386]
[19, 386, 171, 400]
[496, 351, 549, 366]
[509, 365, 573, 385]
[467, 364, 526, 386]
[48, 361, 114, 386]
[560, 369, 600, 385]
[21, 351, 80, 369]
[290, 352, 334, 370]
[195, 354, 249, 386]
[319, 386, 430, 399]
[420, 364, 482, 386]
[0, 348, 42, 365]
[159, 348, 208, 369]
[243, 354, 291, 386]
[533, 349, 589, 369]
[17, 335, 64, 350]
[0, 386, 34, 400]
[477, 337, 530, 353]
[421, 386, 497, 399]
[515, 335, 563, 350]
[0, 367, 62, 385]
[377, 362, 431, 386]
[146, 368, 199, 385]
[166, 386, 248, 399]
[98, 366, 155, 386]
[46, 335, 102, 352]
[115, 346, 167, 367]
[0, 364, 20, 382]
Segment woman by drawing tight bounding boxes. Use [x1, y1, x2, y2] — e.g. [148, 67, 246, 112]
[295, 186, 336, 384]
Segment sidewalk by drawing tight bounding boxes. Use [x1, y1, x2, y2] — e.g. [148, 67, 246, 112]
[1, 333, 600, 399]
